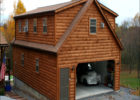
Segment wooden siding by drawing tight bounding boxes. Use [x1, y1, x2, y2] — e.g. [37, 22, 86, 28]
[15, 14, 55, 45]
[103, 9, 116, 29]
[58, 2, 121, 99]
[55, 3, 84, 43]
[13, 46, 57, 100]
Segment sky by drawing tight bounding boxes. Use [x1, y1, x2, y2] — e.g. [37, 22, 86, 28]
[0, 0, 140, 25]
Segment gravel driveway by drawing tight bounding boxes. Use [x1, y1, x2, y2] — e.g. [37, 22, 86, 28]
[79, 87, 140, 100]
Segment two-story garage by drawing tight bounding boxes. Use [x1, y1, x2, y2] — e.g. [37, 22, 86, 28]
[12, 0, 123, 100]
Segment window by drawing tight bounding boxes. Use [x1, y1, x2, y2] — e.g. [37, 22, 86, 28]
[21, 53, 24, 67]
[90, 18, 96, 34]
[33, 19, 37, 33]
[43, 18, 47, 33]
[24, 19, 28, 32]
[18, 21, 21, 32]
[35, 58, 39, 72]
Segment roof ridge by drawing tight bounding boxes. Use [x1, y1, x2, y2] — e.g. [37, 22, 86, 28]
[38, 0, 81, 9]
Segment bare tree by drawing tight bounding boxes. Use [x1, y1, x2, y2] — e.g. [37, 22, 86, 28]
[116, 13, 140, 74]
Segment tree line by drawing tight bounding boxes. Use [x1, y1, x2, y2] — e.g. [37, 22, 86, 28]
[0, 0, 26, 43]
[116, 13, 140, 73]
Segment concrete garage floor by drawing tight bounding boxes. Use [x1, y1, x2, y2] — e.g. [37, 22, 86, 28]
[78, 87, 140, 100]
[76, 84, 113, 100]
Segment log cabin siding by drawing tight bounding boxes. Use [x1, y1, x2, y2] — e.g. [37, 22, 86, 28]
[58, 2, 121, 99]
[13, 46, 57, 100]
[15, 14, 55, 45]
[103, 9, 116, 29]
[55, 3, 84, 43]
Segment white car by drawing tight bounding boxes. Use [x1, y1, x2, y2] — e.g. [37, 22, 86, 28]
[80, 71, 101, 85]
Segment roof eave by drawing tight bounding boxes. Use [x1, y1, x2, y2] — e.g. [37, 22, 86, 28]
[12, 40, 57, 54]
[14, 10, 55, 19]
[99, 3, 119, 17]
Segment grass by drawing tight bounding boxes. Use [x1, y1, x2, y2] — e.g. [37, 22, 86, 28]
[120, 70, 140, 96]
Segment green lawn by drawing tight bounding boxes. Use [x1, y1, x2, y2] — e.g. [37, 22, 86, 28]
[120, 71, 140, 90]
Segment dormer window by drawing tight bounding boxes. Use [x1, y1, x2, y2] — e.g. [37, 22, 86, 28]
[18, 21, 21, 32]
[43, 18, 47, 33]
[90, 18, 96, 34]
[24, 19, 28, 32]
[33, 19, 37, 33]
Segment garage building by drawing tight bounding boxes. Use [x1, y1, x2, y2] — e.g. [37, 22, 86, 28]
[13, 0, 123, 99]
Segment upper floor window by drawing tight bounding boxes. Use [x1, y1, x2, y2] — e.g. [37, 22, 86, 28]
[90, 18, 96, 34]
[33, 19, 37, 33]
[43, 18, 47, 33]
[35, 58, 39, 72]
[24, 19, 28, 32]
[21, 53, 24, 67]
[18, 21, 21, 32]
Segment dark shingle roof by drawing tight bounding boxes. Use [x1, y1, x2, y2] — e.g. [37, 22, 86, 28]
[14, 0, 83, 18]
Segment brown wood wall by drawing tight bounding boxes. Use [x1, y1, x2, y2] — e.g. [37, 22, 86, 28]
[58, 2, 121, 99]
[15, 14, 55, 45]
[103, 9, 116, 29]
[13, 46, 57, 100]
[55, 3, 84, 43]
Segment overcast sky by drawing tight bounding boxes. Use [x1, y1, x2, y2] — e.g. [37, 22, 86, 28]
[0, 0, 140, 25]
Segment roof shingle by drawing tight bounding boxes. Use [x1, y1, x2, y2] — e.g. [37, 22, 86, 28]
[14, 0, 83, 18]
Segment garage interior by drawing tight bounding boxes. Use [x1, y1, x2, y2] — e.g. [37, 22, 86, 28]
[76, 60, 115, 99]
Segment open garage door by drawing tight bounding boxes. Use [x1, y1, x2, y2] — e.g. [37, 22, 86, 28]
[76, 60, 115, 99]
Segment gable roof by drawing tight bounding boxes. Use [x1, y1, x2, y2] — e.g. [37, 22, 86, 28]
[95, 0, 123, 49]
[0, 32, 8, 46]
[13, 0, 123, 53]
[14, 0, 117, 18]
[14, 0, 87, 18]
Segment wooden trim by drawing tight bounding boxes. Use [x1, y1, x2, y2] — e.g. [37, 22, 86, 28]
[95, 0, 123, 50]
[100, 3, 118, 17]
[54, 14, 56, 45]
[56, 55, 59, 100]
[55, 0, 87, 13]
[89, 18, 97, 35]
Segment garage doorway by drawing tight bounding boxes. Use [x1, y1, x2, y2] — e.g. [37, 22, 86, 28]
[76, 60, 115, 99]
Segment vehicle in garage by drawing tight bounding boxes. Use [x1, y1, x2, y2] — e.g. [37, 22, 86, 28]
[13, 0, 122, 99]
[77, 63, 101, 85]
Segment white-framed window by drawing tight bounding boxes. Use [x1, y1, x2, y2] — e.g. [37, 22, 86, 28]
[24, 19, 28, 32]
[43, 18, 47, 33]
[90, 18, 96, 34]
[18, 21, 21, 32]
[33, 19, 37, 33]
[21, 53, 24, 67]
[35, 58, 39, 72]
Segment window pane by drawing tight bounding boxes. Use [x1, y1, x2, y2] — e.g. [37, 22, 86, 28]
[19, 21, 21, 32]
[25, 19, 28, 26]
[34, 19, 37, 26]
[90, 19, 96, 33]
[90, 19, 96, 26]
[36, 59, 39, 72]
[43, 26, 47, 33]
[90, 26, 96, 33]
[34, 26, 37, 32]
[43, 18, 46, 26]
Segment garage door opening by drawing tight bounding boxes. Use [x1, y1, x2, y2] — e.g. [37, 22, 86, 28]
[76, 60, 115, 99]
